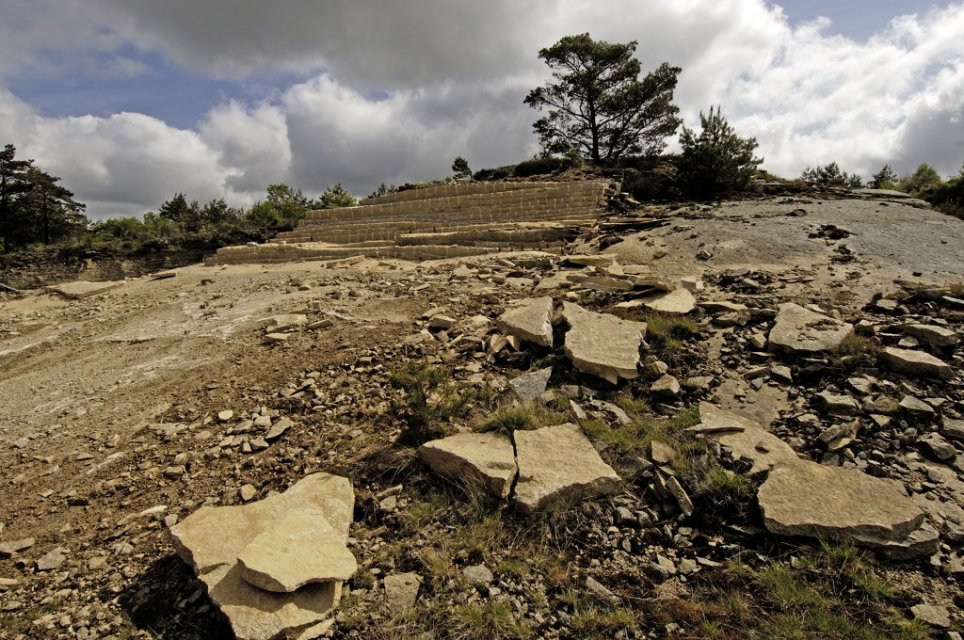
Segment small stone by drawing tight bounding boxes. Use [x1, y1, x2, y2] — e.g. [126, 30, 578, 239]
[770, 365, 793, 383]
[899, 396, 934, 414]
[218, 410, 235, 422]
[509, 367, 553, 402]
[384, 572, 421, 610]
[0, 577, 20, 592]
[650, 441, 676, 465]
[903, 324, 959, 348]
[942, 419, 964, 441]
[429, 315, 456, 330]
[650, 375, 681, 399]
[496, 297, 554, 348]
[419, 432, 517, 499]
[36, 547, 67, 571]
[881, 347, 952, 380]
[919, 433, 957, 462]
[264, 333, 290, 344]
[265, 417, 293, 441]
[768, 303, 853, 354]
[462, 564, 494, 586]
[240, 485, 257, 502]
[585, 576, 617, 601]
[0, 538, 35, 558]
[816, 390, 859, 416]
[663, 475, 694, 516]
[910, 604, 951, 628]
[163, 465, 186, 478]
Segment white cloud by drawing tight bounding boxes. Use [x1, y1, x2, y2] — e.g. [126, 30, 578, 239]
[0, 0, 963, 217]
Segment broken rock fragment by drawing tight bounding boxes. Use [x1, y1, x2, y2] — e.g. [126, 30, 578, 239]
[881, 347, 953, 380]
[615, 288, 696, 315]
[513, 423, 621, 513]
[170, 473, 354, 640]
[238, 508, 357, 593]
[418, 432, 518, 499]
[768, 303, 853, 354]
[559, 302, 647, 384]
[496, 297, 554, 348]
[509, 367, 553, 402]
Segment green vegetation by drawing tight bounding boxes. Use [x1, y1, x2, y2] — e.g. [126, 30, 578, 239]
[801, 161, 864, 188]
[870, 164, 899, 189]
[475, 400, 568, 434]
[831, 334, 882, 371]
[524, 33, 682, 163]
[897, 162, 942, 197]
[451, 156, 472, 180]
[680, 546, 931, 640]
[0, 144, 85, 252]
[678, 106, 763, 198]
[388, 361, 472, 444]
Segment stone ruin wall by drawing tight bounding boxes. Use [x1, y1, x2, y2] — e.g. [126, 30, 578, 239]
[207, 178, 615, 264]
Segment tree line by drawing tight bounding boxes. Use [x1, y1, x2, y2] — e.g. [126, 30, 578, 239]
[0, 142, 359, 254]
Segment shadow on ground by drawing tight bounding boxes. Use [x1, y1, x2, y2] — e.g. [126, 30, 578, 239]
[118, 554, 233, 640]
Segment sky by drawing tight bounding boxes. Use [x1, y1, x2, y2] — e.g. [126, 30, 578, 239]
[0, 1, 962, 219]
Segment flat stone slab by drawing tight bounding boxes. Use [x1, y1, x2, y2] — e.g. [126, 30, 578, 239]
[758, 460, 925, 544]
[559, 302, 647, 384]
[615, 288, 696, 315]
[267, 314, 308, 332]
[419, 432, 518, 498]
[238, 508, 357, 593]
[497, 297, 554, 348]
[696, 403, 799, 476]
[46, 280, 125, 299]
[513, 423, 621, 513]
[903, 323, 958, 348]
[170, 473, 354, 640]
[881, 347, 953, 380]
[768, 303, 853, 354]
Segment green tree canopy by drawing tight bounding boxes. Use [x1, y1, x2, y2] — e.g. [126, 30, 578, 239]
[870, 164, 899, 190]
[0, 145, 87, 251]
[451, 156, 472, 179]
[801, 162, 863, 188]
[524, 33, 682, 164]
[898, 163, 942, 197]
[315, 183, 357, 210]
[677, 106, 763, 199]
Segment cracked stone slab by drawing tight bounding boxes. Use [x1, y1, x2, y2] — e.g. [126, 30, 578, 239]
[513, 423, 621, 513]
[559, 302, 647, 384]
[768, 303, 853, 354]
[419, 432, 518, 498]
[496, 297, 554, 348]
[170, 473, 354, 640]
[238, 507, 357, 593]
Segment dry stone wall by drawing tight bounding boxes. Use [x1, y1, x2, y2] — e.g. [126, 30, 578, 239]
[207, 179, 614, 265]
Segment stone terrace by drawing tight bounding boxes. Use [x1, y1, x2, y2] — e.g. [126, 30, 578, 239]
[206, 179, 614, 264]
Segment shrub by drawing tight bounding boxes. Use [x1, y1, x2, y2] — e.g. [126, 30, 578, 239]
[512, 156, 577, 178]
[801, 162, 864, 188]
[677, 106, 762, 199]
[388, 361, 471, 445]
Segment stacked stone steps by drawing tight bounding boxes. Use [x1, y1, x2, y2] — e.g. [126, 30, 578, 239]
[206, 179, 613, 265]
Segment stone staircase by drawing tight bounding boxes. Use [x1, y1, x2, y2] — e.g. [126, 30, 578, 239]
[206, 179, 614, 265]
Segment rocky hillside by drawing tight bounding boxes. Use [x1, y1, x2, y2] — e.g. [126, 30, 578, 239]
[0, 188, 962, 639]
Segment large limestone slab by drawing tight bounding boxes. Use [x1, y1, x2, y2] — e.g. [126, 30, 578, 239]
[695, 403, 799, 476]
[46, 280, 125, 299]
[559, 302, 647, 384]
[615, 288, 696, 315]
[238, 508, 357, 593]
[881, 347, 953, 380]
[768, 303, 853, 354]
[170, 473, 354, 640]
[419, 432, 518, 498]
[758, 461, 925, 543]
[497, 297, 554, 348]
[513, 423, 621, 513]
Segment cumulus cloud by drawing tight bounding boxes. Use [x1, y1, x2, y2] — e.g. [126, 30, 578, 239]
[0, 0, 962, 217]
